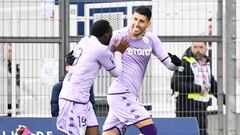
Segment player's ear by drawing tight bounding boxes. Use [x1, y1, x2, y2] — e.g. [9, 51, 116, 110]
[104, 33, 110, 39]
[147, 21, 151, 28]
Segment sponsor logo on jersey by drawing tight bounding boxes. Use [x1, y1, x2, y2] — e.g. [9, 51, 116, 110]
[126, 47, 152, 56]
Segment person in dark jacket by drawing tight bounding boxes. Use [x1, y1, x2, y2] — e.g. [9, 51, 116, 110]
[50, 50, 95, 117]
[50, 76, 64, 117]
[171, 42, 218, 135]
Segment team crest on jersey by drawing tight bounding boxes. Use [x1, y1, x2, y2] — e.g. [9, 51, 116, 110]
[142, 36, 149, 44]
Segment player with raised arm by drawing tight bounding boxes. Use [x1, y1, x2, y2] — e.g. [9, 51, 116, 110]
[102, 6, 181, 135]
[56, 19, 129, 135]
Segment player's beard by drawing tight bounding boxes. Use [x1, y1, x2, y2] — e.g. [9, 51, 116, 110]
[194, 52, 205, 60]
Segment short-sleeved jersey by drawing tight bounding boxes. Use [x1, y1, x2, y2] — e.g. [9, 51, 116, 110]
[59, 36, 116, 103]
[108, 27, 170, 97]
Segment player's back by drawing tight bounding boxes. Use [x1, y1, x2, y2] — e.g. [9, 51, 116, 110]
[59, 36, 108, 103]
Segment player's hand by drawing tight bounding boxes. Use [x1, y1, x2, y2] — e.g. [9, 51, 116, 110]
[113, 38, 130, 54]
[65, 50, 76, 66]
[168, 52, 181, 66]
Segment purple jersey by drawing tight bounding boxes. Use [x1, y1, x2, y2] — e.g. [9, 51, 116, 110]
[108, 27, 176, 97]
[59, 36, 122, 103]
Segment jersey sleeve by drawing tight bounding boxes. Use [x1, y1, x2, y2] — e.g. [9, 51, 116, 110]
[151, 34, 177, 70]
[96, 48, 122, 77]
[151, 34, 168, 61]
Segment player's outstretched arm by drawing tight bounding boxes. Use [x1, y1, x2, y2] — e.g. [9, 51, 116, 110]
[161, 52, 181, 71]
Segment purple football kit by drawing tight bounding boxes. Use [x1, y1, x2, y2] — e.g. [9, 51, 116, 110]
[103, 27, 177, 134]
[56, 36, 123, 135]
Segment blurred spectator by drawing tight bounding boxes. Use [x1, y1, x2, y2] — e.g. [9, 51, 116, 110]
[171, 42, 220, 135]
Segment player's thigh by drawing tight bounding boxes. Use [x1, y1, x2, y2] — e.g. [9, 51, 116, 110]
[103, 108, 126, 135]
[135, 118, 154, 129]
[57, 99, 88, 134]
[86, 103, 99, 127]
[102, 129, 119, 135]
[86, 126, 100, 135]
[107, 93, 151, 125]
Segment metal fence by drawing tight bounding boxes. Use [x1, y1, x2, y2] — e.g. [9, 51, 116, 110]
[0, 0, 239, 135]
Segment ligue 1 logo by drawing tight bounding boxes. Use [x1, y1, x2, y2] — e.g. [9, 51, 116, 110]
[15, 125, 35, 135]
[10, 125, 53, 135]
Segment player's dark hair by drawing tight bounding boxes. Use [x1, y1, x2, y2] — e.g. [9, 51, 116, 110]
[90, 19, 111, 38]
[134, 6, 152, 21]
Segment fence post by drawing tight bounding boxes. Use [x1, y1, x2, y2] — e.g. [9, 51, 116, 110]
[225, 0, 237, 134]
[59, 0, 70, 77]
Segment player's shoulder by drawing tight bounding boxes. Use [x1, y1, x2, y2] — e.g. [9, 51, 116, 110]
[77, 36, 90, 44]
[91, 37, 108, 52]
[144, 31, 162, 45]
[144, 31, 159, 39]
[95, 45, 111, 59]
[97, 43, 108, 51]
[75, 36, 91, 51]
[113, 27, 128, 37]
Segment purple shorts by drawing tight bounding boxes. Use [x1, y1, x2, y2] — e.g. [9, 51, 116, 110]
[103, 93, 150, 134]
[56, 99, 98, 135]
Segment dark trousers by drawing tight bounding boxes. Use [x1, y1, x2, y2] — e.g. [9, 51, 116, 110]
[176, 97, 209, 135]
